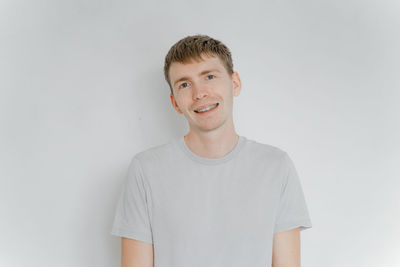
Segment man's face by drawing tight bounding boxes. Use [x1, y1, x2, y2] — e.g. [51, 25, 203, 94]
[169, 54, 241, 134]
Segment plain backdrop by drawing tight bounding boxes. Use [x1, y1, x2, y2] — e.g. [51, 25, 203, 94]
[1, 0, 399, 266]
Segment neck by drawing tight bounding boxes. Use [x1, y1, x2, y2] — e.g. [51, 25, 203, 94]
[184, 129, 239, 159]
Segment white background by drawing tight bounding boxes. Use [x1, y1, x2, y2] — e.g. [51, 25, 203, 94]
[1, 0, 399, 266]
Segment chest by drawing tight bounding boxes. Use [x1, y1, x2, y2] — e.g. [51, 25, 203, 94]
[147, 164, 282, 244]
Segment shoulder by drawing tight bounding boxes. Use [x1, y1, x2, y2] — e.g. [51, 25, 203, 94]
[243, 137, 288, 164]
[129, 138, 177, 170]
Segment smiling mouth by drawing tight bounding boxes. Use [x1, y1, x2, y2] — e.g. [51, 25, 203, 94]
[194, 103, 219, 113]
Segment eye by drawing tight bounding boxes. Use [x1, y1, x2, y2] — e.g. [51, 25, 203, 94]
[206, 74, 215, 80]
[179, 82, 189, 89]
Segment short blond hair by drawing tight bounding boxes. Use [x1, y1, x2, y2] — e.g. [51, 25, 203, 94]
[164, 34, 234, 95]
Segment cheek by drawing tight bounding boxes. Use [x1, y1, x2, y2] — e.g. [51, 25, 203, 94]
[221, 82, 234, 98]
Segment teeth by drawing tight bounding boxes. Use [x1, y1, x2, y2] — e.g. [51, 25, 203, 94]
[196, 103, 218, 113]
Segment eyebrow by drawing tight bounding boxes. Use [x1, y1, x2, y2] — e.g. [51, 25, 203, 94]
[173, 69, 221, 87]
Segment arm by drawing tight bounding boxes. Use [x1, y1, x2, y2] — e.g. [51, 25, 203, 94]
[272, 227, 301, 267]
[122, 237, 154, 267]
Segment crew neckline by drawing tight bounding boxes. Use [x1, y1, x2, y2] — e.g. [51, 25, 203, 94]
[177, 135, 246, 165]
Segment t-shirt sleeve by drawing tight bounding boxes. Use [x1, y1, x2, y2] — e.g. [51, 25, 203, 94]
[110, 156, 153, 244]
[274, 152, 312, 234]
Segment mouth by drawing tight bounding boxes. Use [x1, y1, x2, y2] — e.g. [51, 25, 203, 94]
[194, 103, 219, 114]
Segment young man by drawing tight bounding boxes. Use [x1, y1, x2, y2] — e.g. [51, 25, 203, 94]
[111, 35, 312, 267]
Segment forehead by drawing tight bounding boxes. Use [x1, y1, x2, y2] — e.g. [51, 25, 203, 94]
[169, 55, 226, 82]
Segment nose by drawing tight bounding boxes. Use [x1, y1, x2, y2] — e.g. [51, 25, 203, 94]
[192, 82, 209, 100]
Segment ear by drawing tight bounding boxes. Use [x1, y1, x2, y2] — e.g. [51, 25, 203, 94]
[232, 72, 242, 97]
[170, 93, 183, 114]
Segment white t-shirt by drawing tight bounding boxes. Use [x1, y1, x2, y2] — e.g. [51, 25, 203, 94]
[111, 135, 312, 266]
